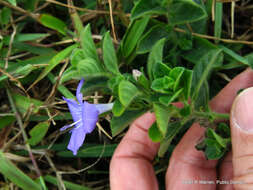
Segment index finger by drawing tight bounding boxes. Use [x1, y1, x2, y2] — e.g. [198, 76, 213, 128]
[110, 112, 159, 190]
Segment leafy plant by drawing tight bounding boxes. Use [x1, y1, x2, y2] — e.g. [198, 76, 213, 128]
[0, 0, 252, 189]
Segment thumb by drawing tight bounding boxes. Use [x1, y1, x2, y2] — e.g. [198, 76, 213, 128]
[231, 87, 253, 189]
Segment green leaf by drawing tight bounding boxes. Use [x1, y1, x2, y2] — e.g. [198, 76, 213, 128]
[195, 80, 209, 110]
[23, 0, 37, 11]
[57, 144, 117, 158]
[0, 116, 15, 130]
[217, 123, 230, 137]
[0, 64, 35, 82]
[18, 53, 55, 66]
[148, 123, 163, 142]
[6, 0, 16, 6]
[0, 7, 11, 25]
[151, 77, 174, 93]
[47, 73, 75, 99]
[206, 128, 227, 148]
[29, 44, 78, 89]
[151, 78, 166, 93]
[137, 72, 150, 89]
[112, 99, 126, 117]
[118, 80, 139, 107]
[77, 58, 104, 76]
[107, 75, 124, 95]
[169, 67, 185, 91]
[13, 64, 34, 77]
[181, 69, 193, 100]
[61, 66, 81, 83]
[28, 122, 50, 146]
[71, 11, 83, 36]
[147, 38, 166, 80]
[81, 74, 110, 95]
[219, 45, 249, 66]
[178, 35, 193, 50]
[131, 0, 167, 20]
[0, 37, 2, 50]
[103, 32, 120, 75]
[13, 42, 55, 55]
[44, 175, 91, 190]
[0, 151, 41, 190]
[163, 76, 175, 90]
[39, 14, 67, 35]
[158, 121, 181, 157]
[159, 88, 183, 105]
[191, 49, 222, 105]
[214, 2, 223, 42]
[204, 138, 224, 160]
[70, 48, 85, 67]
[3, 33, 50, 45]
[111, 109, 147, 136]
[168, 0, 207, 25]
[179, 105, 191, 117]
[153, 103, 170, 136]
[137, 24, 169, 54]
[245, 52, 253, 69]
[153, 62, 171, 79]
[13, 93, 43, 114]
[80, 24, 99, 63]
[182, 38, 223, 67]
[121, 17, 150, 57]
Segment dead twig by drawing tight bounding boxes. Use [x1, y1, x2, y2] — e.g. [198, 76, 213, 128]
[58, 142, 106, 175]
[0, 68, 29, 97]
[108, 0, 117, 42]
[46, 0, 118, 15]
[5, 17, 17, 69]
[174, 27, 253, 45]
[0, 0, 39, 20]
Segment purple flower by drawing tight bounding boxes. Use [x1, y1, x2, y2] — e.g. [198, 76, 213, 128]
[61, 79, 113, 155]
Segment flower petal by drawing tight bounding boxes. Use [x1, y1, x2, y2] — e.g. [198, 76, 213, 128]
[63, 97, 82, 123]
[67, 127, 86, 155]
[83, 102, 99, 133]
[94, 103, 114, 115]
[76, 78, 84, 104]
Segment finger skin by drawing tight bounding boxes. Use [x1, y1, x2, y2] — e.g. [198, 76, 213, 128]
[230, 87, 253, 190]
[166, 68, 253, 190]
[166, 123, 217, 190]
[218, 152, 234, 190]
[215, 68, 253, 190]
[110, 112, 159, 190]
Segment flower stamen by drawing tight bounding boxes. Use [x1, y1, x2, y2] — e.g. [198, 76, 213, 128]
[60, 119, 82, 131]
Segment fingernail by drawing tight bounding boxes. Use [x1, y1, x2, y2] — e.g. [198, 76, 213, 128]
[232, 87, 253, 133]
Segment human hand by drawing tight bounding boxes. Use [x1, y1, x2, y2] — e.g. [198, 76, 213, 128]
[110, 68, 253, 190]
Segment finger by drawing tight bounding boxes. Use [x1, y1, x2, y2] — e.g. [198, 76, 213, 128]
[166, 68, 253, 190]
[230, 87, 253, 189]
[110, 112, 159, 190]
[218, 152, 234, 190]
[209, 68, 253, 113]
[166, 123, 217, 190]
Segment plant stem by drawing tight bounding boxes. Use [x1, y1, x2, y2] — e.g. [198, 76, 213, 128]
[6, 86, 44, 183]
[194, 111, 230, 120]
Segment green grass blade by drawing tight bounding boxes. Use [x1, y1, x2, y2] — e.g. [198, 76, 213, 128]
[29, 44, 78, 90]
[44, 175, 90, 190]
[0, 151, 41, 190]
[214, 2, 223, 43]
